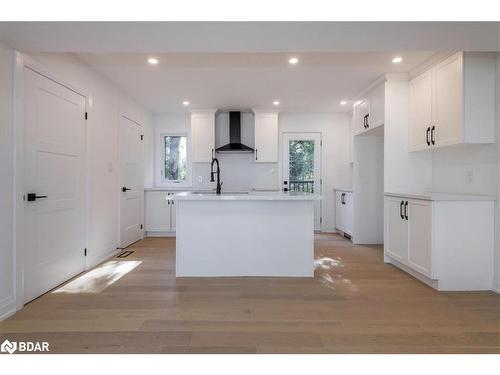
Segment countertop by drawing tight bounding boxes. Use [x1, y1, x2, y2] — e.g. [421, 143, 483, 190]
[385, 192, 497, 201]
[174, 191, 322, 201]
[334, 188, 353, 193]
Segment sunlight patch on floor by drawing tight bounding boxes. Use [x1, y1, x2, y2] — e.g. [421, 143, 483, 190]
[314, 255, 358, 292]
[52, 260, 142, 294]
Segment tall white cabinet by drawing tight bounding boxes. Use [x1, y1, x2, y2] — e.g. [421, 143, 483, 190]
[191, 110, 216, 162]
[254, 110, 279, 163]
[408, 52, 495, 152]
[384, 193, 495, 291]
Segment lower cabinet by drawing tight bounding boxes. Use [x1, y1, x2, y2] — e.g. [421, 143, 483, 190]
[145, 191, 176, 236]
[335, 190, 353, 237]
[384, 194, 494, 291]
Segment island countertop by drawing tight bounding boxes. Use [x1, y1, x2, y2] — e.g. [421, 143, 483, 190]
[173, 191, 322, 201]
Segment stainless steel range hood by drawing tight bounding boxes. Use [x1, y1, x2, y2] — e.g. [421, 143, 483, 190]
[215, 111, 254, 153]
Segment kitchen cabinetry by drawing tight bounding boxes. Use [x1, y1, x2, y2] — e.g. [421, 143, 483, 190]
[254, 110, 278, 162]
[145, 191, 177, 236]
[335, 189, 353, 237]
[408, 52, 495, 152]
[384, 193, 495, 291]
[191, 110, 216, 162]
[352, 81, 385, 136]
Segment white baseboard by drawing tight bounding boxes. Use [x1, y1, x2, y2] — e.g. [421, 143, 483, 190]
[86, 243, 120, 270]
[145, 231, 176, 237]
[492, 283, 500, 295]
[0, 296, 17, 321]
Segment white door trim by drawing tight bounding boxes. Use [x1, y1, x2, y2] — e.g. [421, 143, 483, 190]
[13, 51, 91, 313]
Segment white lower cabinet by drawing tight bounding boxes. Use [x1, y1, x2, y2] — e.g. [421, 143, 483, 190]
[384, 193, 495, 291]
[335, 190, 353, 237]
[145, 191, 176, 236]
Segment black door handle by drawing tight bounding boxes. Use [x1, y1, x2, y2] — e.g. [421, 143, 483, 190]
[426, 127, 430, 146]
[400, 200, 404, 219]
[431, 126, 435, 145]
[122, 187, 132, 192]
[27, 193, 48, 202]
[404, 201, 409, 220]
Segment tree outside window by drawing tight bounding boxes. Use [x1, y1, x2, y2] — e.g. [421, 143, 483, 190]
[164, 135, 187, 182]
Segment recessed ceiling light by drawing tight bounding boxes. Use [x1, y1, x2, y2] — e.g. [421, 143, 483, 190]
[288, 57, 299, 65]
[392, 56, 403, 64]
[182, 101, 190, 106]
[148, 57, 159, 65]
[273, 100, 280, 106]
[340, 100, 348, 105]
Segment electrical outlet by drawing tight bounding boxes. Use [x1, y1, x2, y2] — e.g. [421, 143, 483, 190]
[466, 170, 474, 185]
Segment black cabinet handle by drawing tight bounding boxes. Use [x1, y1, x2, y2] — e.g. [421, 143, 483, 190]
[431, 126, 435, 145]
[255, 148, 258, 161]
[366, 113, 369, 128]
[27, 193, 48, 202]
[122, 187, 131, 192]
[283, 180, 288, 192]
[426, 127, 430, 146]
[400, 200, 404, 219]
[404, 201, 409, 220]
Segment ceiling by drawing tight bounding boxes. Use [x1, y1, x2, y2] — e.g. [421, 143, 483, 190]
[1, 22, 496, 114]
[77, 51, 436, 113]
[0, 22, 499, 52]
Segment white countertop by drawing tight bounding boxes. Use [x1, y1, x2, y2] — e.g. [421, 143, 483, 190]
[174, 191, 322, 201]
[334, 188, 353, 193]
[385, 192, 497, 201]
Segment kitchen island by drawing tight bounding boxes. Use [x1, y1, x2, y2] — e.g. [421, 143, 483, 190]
[174, 191, 321, 277]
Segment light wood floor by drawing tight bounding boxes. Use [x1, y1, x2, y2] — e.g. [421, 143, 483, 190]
[1, 234, 499, 353]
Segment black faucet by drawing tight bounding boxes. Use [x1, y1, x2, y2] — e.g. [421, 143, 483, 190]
[210, 157, 222, 195]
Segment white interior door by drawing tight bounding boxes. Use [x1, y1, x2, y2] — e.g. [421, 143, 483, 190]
[24, 68, 86, 303]
[119, 116, 143, 248]
[282, 132, 321, 230]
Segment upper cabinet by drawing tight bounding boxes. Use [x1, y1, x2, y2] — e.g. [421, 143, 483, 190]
[254, 110, 279, 163]
[408, 52, 495, 152]
[191, 110, 216, 162]
[352, 81, 385, 136]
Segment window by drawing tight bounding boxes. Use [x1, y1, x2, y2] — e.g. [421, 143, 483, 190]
[162, 134, 188, 184]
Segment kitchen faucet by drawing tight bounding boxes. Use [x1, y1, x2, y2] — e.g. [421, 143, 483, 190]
[210, 157, 222, 195]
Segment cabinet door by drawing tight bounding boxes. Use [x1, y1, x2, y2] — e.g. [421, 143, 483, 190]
[433, 53, 464, 148]
[384, 197, 408, 263]
[409, 70, 432, 152]
[369, 83, 385, 128]
[170, 194, 176, 232]
[344, 192, 353, 235]
[254, 112, 278, 162]
[353, 99, 369, 135]
[191, 111, 215, 162]
[407, 200, 433, 277]
[145, 192, 171, 232]
[335, 191, 345, 232]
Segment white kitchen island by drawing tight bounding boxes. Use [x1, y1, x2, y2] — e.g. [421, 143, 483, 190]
[174, 191, 321, 277]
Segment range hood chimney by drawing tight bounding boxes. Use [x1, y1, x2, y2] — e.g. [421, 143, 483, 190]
[215, 112, 254, 154]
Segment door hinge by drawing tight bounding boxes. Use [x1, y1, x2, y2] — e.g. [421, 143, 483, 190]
[320, 217, 323, 224]
[85, 112, 88, 120]
[140, 134, 144, 141]
[320, 140, 322, 147]
[320, 178, 322, 185]
[84, 248, 87, 256]
[140, 224, 143, 230]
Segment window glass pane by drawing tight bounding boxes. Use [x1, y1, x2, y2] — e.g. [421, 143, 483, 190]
[288, 140, 315, 193]
[164, 135, 187, 181]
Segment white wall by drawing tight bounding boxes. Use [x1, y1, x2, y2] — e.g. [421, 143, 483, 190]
[27, 53, 153, 269]
[495, 53, 500, 293]
[0, 42, 15, 319]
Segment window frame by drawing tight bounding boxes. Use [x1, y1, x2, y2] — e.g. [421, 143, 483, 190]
[156, 132, 191, 188]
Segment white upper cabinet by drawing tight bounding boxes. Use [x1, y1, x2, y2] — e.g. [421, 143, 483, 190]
[191, 110, 216, 162]
[254, 110, 279, 163]
[352, 81, 385, 136]
[408, 52, 495, 152]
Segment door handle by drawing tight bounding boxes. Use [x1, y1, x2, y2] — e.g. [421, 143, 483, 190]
[122, 187, 132, 192]
[426, 127, 430, 146]
[404, 201, 409, 220]
[400, 200, 404, 219]
[431, 126, 435, 145]
[27, 193, 48, 202]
